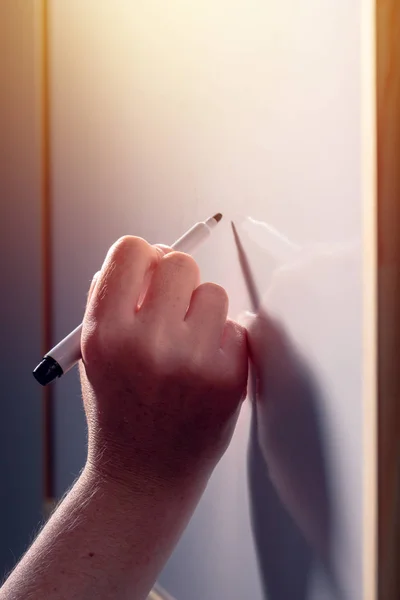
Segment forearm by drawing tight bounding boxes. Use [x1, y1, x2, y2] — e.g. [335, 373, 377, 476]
[1, 236, 247, 600]
[1, 467, 203, 600]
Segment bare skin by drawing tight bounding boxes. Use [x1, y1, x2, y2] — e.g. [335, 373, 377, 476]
[0, 236, 248, 600]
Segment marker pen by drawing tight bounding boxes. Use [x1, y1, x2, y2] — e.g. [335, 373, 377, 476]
[33, 213, 223, 386]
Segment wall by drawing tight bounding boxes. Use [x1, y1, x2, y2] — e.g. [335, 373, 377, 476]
[0, 0, 44, 578]
[48, 2, 376, 599]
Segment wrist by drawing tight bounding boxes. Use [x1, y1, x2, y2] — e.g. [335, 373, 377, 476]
[82, 456, 208, 516]
[77, 461, 206, 574]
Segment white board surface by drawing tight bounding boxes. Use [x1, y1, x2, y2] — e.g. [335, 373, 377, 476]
[49, 2, 376, 598]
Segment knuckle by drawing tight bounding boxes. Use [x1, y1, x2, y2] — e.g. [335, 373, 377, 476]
[109, 236, 150, 264]
[163, 251, 199, 275]
[81, 319, 122, 364]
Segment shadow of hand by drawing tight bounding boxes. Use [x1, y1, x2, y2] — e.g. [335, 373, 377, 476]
[245, 310, 340, 598]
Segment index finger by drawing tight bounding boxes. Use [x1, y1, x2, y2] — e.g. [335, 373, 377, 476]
[89, 236, 162, 322]
[136, 244, 173, 309]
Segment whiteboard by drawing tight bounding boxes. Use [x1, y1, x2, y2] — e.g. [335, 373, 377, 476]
[49, 2, 376, 599]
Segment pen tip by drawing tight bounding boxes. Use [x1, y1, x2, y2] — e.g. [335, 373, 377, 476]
[213, 213, 223, 223]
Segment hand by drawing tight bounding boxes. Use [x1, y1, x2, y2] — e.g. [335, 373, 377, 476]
[80, 236, 248, 498]
[0, 239, 247, 600]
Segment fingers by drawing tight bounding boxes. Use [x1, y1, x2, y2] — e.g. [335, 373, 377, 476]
[153, 243, 173, 256]
[90, 236, 162, 321]
[222, 318, 248, 362]
[185, 282, 229, 347]
[86, 237, 243, 372]
[140, 251, 200, 321]
[137, 245, 173, 309]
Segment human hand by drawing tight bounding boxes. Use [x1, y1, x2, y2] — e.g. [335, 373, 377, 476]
[80, 236, 248, 498]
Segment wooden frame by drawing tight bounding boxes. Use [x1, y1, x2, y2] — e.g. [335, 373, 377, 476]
[377, 1, 400, 598]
